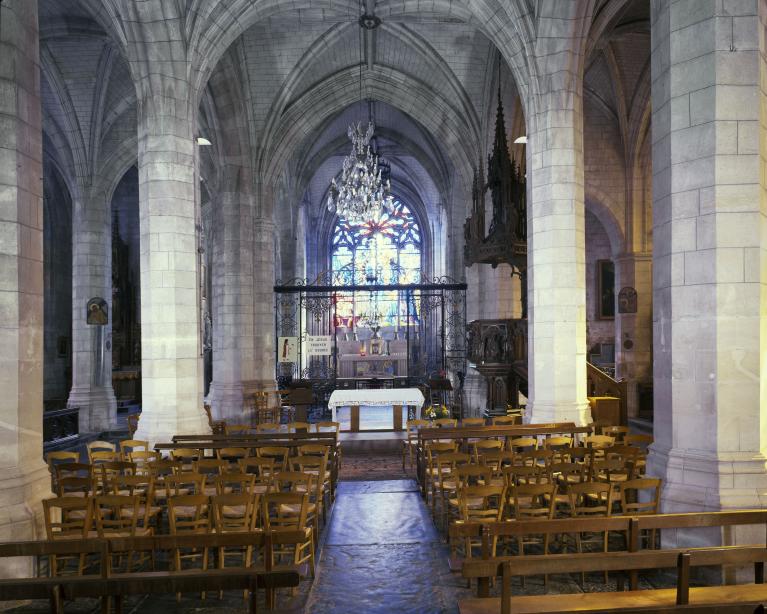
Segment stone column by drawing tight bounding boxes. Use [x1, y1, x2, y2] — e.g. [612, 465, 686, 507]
[525, 97, 590, 426]
[614, 253, 652, 418]
[67, 189, 117, 432]
[0, 0, 53, 573]
[648, 0, 767, 512]
[210, 165, 257, 421]
[253, 216, 277, 390]
[129, 70, 208, 442]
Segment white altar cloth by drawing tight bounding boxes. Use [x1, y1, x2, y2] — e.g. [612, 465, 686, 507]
[328, 388, 425, 423]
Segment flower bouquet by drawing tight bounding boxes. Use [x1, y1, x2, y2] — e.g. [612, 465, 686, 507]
[425, 404, 450, 421]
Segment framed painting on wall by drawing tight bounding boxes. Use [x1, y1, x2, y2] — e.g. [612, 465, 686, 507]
[597, 260, 615, 319]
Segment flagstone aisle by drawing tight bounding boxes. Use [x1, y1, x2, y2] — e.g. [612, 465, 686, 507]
[304, 479, 462, 614]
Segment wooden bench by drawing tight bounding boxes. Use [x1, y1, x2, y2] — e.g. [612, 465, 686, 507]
[0, 532, 306, 613]
[459, 546, 767, 614]
[450, 510, 767, 595]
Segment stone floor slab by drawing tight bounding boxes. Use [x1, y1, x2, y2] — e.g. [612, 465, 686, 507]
[336, 478, 419, 494]
[305, 543, 461, 614]
[324, 491, 439, 546]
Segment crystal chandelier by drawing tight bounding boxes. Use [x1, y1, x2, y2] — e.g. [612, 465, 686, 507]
[327, 121, 394, 223]
[358, 289, 384, 337]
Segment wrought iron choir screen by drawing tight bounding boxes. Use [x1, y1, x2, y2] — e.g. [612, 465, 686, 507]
[274, 271, 467, 386]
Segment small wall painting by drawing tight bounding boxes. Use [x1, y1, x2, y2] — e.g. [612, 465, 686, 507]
[86, 297, 108, 325]
[618, 287, 638, 314]
[278, 336, 298, 363]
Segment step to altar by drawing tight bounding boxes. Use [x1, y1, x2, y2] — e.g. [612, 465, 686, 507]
[339, 430, 407, 454]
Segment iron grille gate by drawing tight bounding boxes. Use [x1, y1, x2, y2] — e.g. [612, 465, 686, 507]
[274, 277, 467, 391]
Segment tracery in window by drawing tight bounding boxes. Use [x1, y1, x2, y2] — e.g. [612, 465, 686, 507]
[331, 200, 422, 330]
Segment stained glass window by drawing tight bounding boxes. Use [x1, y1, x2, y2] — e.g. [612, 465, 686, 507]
[331, 200, 421, 329]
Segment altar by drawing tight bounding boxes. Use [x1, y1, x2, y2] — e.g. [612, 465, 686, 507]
[328, 388, 425, 432]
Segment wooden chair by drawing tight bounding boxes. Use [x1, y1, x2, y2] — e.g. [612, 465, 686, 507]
[492, 416, 518, 426]
[93, 495, 149, 572]
[462, 417, 486, 427]
[624, 433, 653, 449]
[434, 452, 472, 527]
[168, 494, 211, 600]
[128, 450, 161, 475]
[620, 477, 662, 549]
[204, 404, 226, 434]
[195, 458, 229, 495]
[162, 473, 207, 497]
[107, 474, 161, 534]
[402, 419, 429, 470]
[314, 421, 342, 468]
[147, 460, 183, 507]
[479, 450, 515, 486]
[516, 448, 554, 472]
[471, 439, 503, 464]
[509, 436, 537, 454]
[252, 391, 280, 425]
[584, 435, 615, 458]
[434, 418, 458, 428]
[225, 424, 252, 436]
[87, 440, 116, 464]
[542, 436, 573, 462]
[255, 422, 283, 434]
[98, 461, 137, 493]
[90, 450, 119, 469]
[261, 492, 315, 577]
[281, 465, 324, 542]
[503, 464, 548, 487]
[568, 447, 597, 479]
[286, 422, 311, 433]
[55, 463, 95, 498]
[548, 462, 587, 515]
[211, 493, 260, 598]
[313, 421, 340, 433]
[291, 454, 329, 526]
[238, 458, 275, 495]
[119, 439, 149, 461]
[567, 481, 614, 582]
[216, 447, 250, 464]
[257, 446, 290, 471]
[214, 472, 256, 495]
[446, 464, 495, 537]
[169, 448, 201, 471]
[46, 451, 80, 491]
[510, 483, 557, 584]
[592, 457, 633, 487]
[608, 443, 646, 476]
[42, 497, 94, 576]
[602, 425, 629, 441]
[459, 485, 506, 558]
[424, 441, 459, 517]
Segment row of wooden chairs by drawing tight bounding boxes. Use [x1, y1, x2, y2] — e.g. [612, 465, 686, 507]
[403, 418, 652, 470]
[43, 491, 316, 586]
[421, 439, 661, 565]
[49, 448, 333, 529]
[423, 442, 648, 512]
[403, 417, 520, 468]
[445, 479, 661, 563]
[426, 448, 656, 523]
[47, 438, 337, 484]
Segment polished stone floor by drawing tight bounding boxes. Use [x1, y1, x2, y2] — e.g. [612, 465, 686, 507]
[305, 478, 464, 614]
